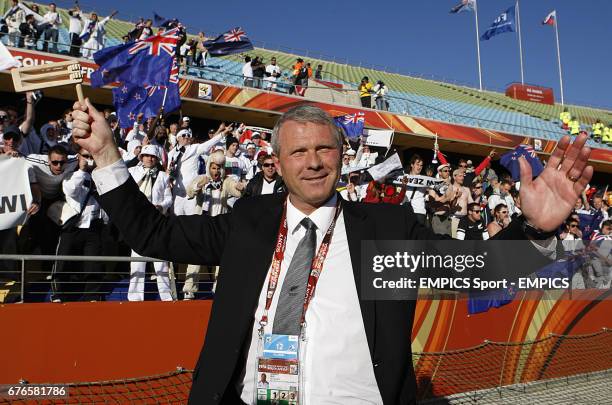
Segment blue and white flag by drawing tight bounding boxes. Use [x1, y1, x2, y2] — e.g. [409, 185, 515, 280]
[450, 0, 475, 14]
[334, 112, 365, 140]
[91, 28, 179, 88]
[480, 6, 516, 41]
[203, 27, 254, 56]
[500, 144, 544, 181]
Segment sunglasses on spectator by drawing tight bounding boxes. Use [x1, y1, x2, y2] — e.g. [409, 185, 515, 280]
[569, 224, 578, 228]
[500, 211, 508, 214]
[473, 185, 482, 189]
[50, 160, 67, 166]
[459, 164, 467, 168]
[80, 154, 92, 159]
[441, 169, 449, 173]
[471, 209, 481, 213]
[262, 163, 275, 168]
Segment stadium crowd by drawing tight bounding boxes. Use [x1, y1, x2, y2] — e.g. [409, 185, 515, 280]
[0, 90, 610, 302]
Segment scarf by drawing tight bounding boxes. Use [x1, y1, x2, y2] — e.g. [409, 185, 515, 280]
[138, 167, 158, 200]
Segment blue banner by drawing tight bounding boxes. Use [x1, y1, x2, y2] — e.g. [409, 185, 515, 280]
[480, 6, 516, 41]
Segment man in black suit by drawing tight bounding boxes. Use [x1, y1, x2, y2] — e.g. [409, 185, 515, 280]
[243, 154, 286, 198]
[71, 100, 593, 404]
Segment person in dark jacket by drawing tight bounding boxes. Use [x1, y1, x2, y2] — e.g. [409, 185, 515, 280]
[243, 154, 285, 198]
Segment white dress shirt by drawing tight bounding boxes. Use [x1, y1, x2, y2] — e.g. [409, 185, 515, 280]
[238, 195, 383, 404]
[62, 170, 107, 228]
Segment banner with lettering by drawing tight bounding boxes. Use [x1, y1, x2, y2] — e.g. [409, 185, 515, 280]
[393, 174, 446, 188]
[0, 157, 32, 230]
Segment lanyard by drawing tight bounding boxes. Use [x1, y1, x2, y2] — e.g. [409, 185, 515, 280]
[259, 198, 342, 330]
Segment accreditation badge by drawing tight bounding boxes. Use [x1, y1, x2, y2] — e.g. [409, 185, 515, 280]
[255, 334, 300, 404]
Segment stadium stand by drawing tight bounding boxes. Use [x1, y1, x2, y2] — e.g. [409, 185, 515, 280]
[2, 0, 611, 150]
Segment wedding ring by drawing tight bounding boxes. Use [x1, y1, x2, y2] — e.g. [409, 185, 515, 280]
[567, 173, 579, 182]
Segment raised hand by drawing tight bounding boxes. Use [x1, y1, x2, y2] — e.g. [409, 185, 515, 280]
[71, 99, 121, 169]
[518, 133, 593, 232]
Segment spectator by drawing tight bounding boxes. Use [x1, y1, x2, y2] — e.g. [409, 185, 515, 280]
[67, 4, 82, 56]
[468, 180, 490, 224]
[4, 0, 25, 47]
[18, 13, 37, 49]
[559, 217, 582, 241]
[363, 177, 408, 204]
[181, 116, 191, 129]
[592, 119, 604, 142]
[224, 135, 247, 182]
[122, 139, 141, 168]
[51, 147, 108, 302]
[373, 80, 388, 111]
[1, 95, 36, 156]
[403, 154, 427, 225]
[195, 32, 208, 66]
[340, 172, 367, 202]
[251, 56, 266, 89]
[265, 57, 282, 91]
[167, 125, 225, 216]
[487, 203, 510, 237]
[559, 107, 571, 130]
[450, 168, 469, 237]
[488, 180, 516, 217]
[358, 76, 373, 108]
[341, 149, 357, 171]
[355, 144, 377, 167]
[603, 125, 611, 146]
[456, 202, 489, 240]
[314, 64, 323, 80]
[428, 163, 456, 236]
[585, 193, 610, 224]
[138, 18, 153, 40]
[289, 58, 308, 95]
[242, 56, 253, 87]
[568, 117, 580, 136]
[41, 2, 61, 53]
[80, 10, 117, 59]
[127, 145, 175, 301]
[184, 150, 245, 298]
[243, 154, 285, 198]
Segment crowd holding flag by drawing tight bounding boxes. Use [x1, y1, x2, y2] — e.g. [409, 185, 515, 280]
[203, 27, 254, 56]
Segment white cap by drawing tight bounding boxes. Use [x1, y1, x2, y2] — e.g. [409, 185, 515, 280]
[182, 116, 190, 122]
[345, 149, 356, 156]
[140, 144, 160, 159]
[246, 143, 256, 149]
[177, 129, 193, 138]
[437, 163, 450, 172]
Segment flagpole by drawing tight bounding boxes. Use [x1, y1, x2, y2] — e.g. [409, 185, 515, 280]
[553, 11, 565, 105]
[516, 0, 525, 84]
[474, 0, 483, 91]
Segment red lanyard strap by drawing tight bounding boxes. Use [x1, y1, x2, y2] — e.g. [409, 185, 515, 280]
[259, 198, 342, 329]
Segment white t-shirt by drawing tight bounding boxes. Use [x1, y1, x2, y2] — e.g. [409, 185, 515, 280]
[43, 11, 62, 29]
[68, 12, 82, 34]
[403, 186, 426, 215]
[242, 62, 253, 79]
[261, 178, 276, 195]
[265, 64, 281, 82]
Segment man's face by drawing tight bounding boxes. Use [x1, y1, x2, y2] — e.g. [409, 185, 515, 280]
[458, 162, 468, 170]
[501, 184, 511, 196]
[2, 136, 20, 153]
[178, 134, 190, 146]
[271, 58, 276, 66]
[91, 13, 98, 21]
[574, 198, 583, 209]
[469, 206, 481, 222]
[342, 155, 350, 165]
[410, 159, 423, 174]
[496, 207, 509, 221]
[228, 142, 238, 156]
[50, 4, 56, 11]
[141, 154, 157, 168]
[169, 123, 178, 134]
[567, 221, 580, 233]
[209, 163, 221, 180]
[49, 152, 67, 175]
[145, 19, 152, 28]
[439, 167, 450, 179]
[593, 197, 603, 210]
[181, 120, 190, 128]
[471, 183, 483, 197]
[275, 121, 340, 213]
[246, 147, 256, 158]
[601, 224, 612, 236]
[362, 145, 370, 154]
[262, 158, 276, 179]
[454, 171, 465, 185]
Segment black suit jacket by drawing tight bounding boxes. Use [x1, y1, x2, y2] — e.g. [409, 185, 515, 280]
[243, 172, 286, 199]
[99, 177, 540, 405]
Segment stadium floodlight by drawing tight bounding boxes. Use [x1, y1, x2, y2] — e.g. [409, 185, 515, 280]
[11, 61, 85, 102]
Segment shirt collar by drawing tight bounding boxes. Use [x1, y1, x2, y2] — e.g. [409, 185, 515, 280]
[286, 194, 337, 236]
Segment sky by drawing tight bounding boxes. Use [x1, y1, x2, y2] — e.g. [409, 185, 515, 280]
[61, 0, 611, 110]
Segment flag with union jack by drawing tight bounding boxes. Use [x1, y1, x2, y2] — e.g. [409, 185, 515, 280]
[500, 144, 544, 181]
[112, 79, 181, 129]
[203, 27, 254, 56]
[91, 28, 180, 88]
[333, 112, 365, 140]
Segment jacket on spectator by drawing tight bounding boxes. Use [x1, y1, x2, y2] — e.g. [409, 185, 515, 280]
[128, 164, 173, 214]
[243, 172, 285, 199]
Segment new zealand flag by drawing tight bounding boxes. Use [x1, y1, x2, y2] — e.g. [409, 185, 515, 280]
[334, 112, 365, 140]
[203, 27, 254, 56]
[91, 28, 180, 88]
[500, 144, 544, 182]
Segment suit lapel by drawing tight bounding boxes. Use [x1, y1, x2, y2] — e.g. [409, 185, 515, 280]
[343, 200, 376, 358]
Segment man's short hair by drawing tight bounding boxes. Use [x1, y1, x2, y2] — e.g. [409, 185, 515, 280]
[409, 154, 422, 166]
[601, 219, 612, 228]
[271, 105, 343, 156]
[467, 202, 480, 212]
[48, 144, 68, 157]
[493, 203, 507, 214]
[226, 136, 239, 149]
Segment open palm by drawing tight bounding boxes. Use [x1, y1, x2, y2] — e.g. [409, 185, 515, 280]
[518, 134, 593, 232]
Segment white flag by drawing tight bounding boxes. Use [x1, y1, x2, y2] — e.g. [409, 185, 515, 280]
[0, 157, 33, 230]
[0, 42, 20, 71]
[362, 129, 393, 149]
[367, 153, 402, 182]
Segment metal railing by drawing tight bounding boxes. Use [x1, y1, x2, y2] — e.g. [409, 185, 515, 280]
[0, 254, 215, 303]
